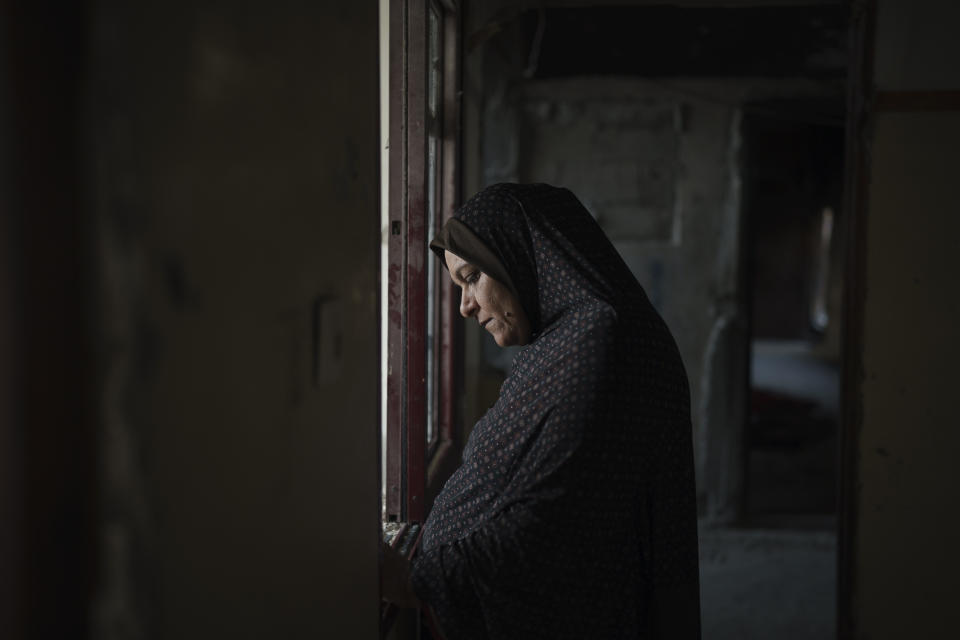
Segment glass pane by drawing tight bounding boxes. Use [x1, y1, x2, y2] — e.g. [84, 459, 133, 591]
[428, 7, 441, 120]
[426, 131, 440, 445]
[426, 6, 443, 448]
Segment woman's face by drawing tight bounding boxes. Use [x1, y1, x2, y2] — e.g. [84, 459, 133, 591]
[444, 250, 531, 347]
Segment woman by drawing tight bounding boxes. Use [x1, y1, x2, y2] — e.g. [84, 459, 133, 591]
[383, 183, 701, 639]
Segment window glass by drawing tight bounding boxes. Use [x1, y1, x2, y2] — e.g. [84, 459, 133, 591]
[382, 0, 458, 523]
[425, 4, 443, 447]
[428, 7, 441, 119]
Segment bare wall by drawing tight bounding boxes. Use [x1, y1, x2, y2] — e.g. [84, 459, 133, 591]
[852, 0, 960, 636]
[87, 2, 381, 638]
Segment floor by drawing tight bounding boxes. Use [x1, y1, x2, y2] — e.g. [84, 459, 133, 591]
[699, 527, 837, 640]
[699, 340, 838, 638]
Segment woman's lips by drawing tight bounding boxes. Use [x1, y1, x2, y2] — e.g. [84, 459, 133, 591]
[480, 318, 492, 329]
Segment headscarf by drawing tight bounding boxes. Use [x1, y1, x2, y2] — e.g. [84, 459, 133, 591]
[414, 183, 701, 640]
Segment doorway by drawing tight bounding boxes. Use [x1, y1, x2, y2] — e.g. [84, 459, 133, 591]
[741, 102, 845, 528]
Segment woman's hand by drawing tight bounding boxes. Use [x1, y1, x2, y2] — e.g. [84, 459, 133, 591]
[381, 541, 421, 608]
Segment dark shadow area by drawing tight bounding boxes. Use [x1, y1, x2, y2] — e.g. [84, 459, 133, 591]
[740, 105, 845, 528]
[521, 5, 847, 79]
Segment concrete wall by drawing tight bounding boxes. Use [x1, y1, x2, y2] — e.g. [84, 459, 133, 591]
[852, 0, 960, 636]
[87, 2, 380, 638]
[464, 0, 845, 518]
[507, 78, 842, 522]
[460, 0, 851, 522]
[499, 77, 748, 520]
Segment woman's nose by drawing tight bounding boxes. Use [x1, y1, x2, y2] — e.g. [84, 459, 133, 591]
[459, 291, 478, 318]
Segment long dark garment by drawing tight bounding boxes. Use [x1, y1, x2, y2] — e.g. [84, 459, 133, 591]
[413, 184, 700, 639]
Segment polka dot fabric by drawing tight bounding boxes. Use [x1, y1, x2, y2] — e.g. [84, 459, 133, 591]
[413, 184, 701, 639]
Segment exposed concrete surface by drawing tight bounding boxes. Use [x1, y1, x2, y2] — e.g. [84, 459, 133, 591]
[475, 66, 841, 523]
[700, 528, 836, 640]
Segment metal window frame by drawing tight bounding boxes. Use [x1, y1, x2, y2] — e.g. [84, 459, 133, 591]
[386, 0, 462, 524]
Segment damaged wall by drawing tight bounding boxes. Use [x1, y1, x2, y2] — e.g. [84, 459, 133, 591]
[464, 1, 846, 522]
[502, 77, 748, 522]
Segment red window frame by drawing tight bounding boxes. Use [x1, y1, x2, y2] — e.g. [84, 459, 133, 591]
[385, 0, 462, 524]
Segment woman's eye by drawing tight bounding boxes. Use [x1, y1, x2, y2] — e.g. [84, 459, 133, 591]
[466, 272, 480, 284]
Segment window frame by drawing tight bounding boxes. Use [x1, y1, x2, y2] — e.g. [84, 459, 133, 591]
[385, 0, 462, 524]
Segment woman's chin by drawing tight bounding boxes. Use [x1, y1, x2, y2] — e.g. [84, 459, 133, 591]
[494, 332, 520, 348]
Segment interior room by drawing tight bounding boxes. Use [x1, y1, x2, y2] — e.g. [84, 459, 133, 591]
[2, 1, 959, 639]
[450, 3, 846, 638]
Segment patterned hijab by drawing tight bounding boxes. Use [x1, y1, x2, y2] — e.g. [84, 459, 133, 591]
[414, 183, 701, 639]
